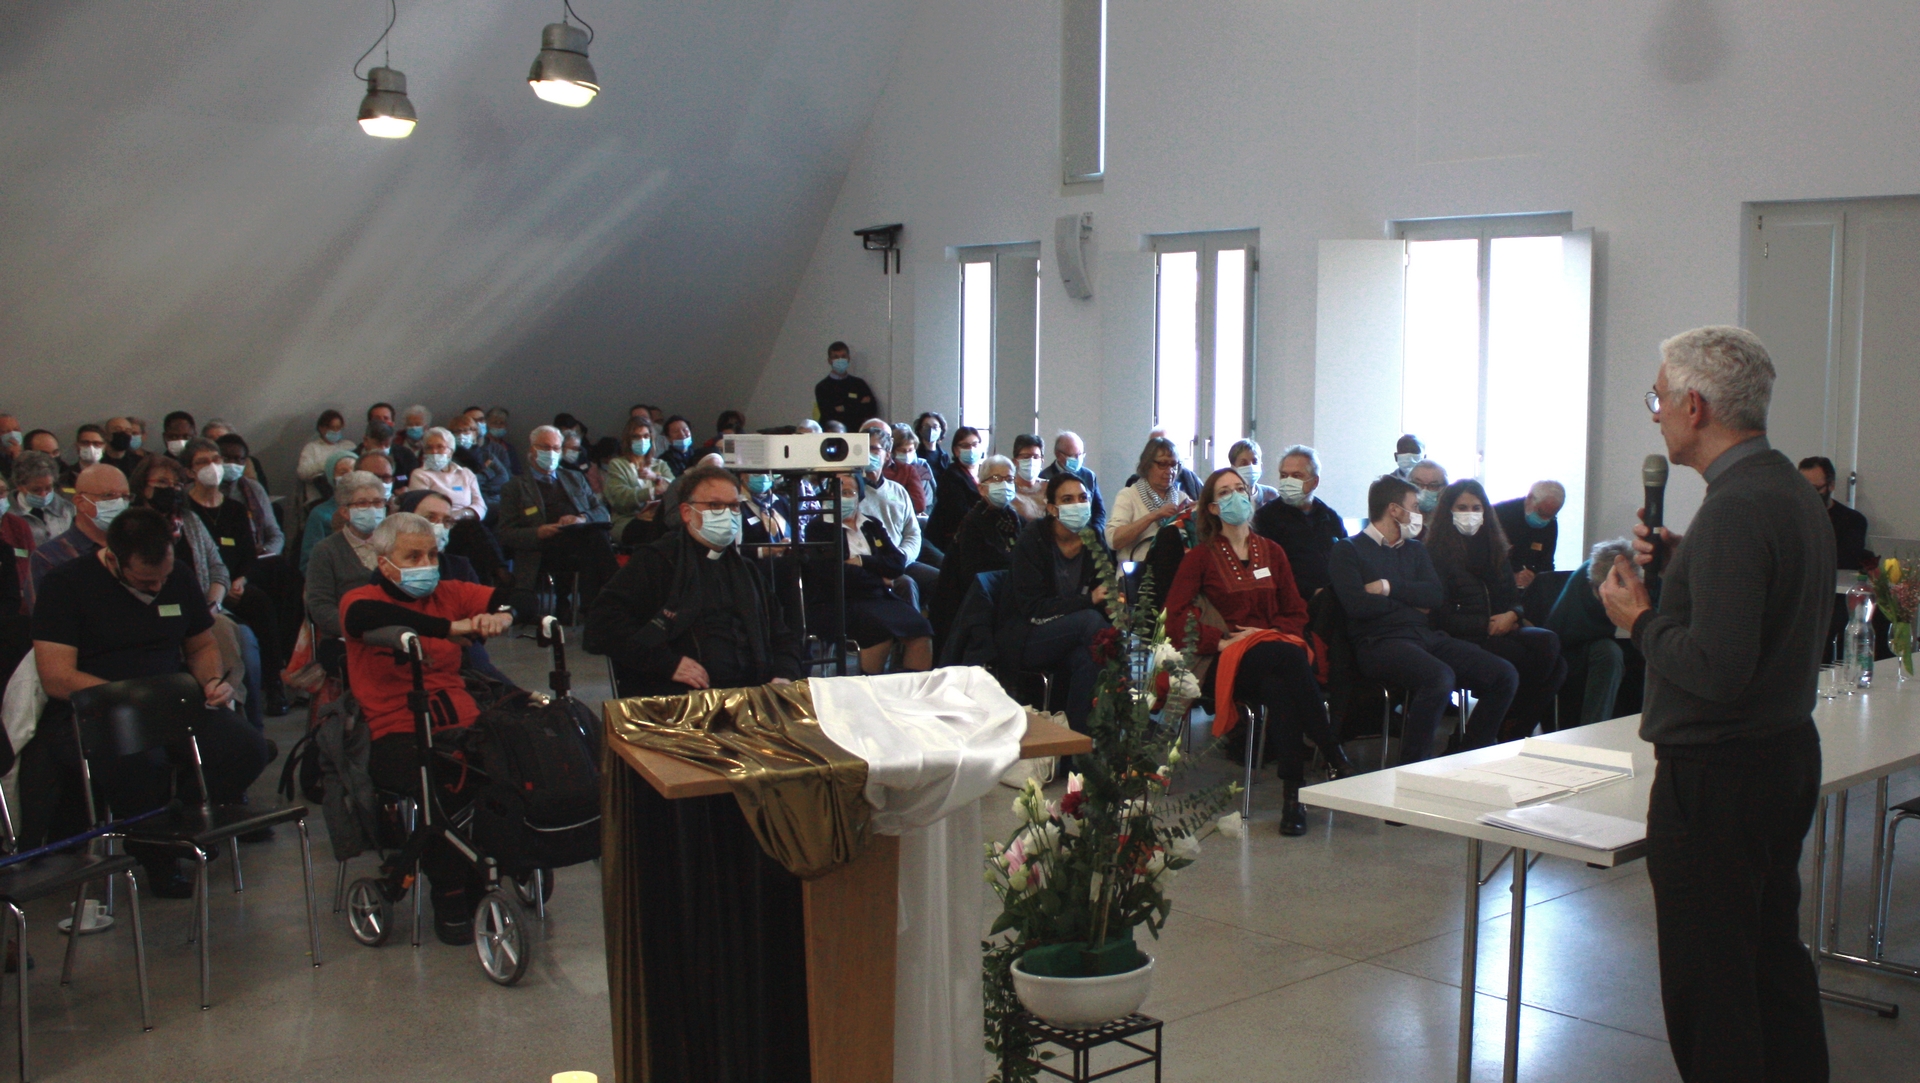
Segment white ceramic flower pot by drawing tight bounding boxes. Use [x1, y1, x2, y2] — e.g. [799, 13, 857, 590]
[1011, 953, 1155, 1029]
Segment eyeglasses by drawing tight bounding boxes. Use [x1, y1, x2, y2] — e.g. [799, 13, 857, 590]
[1151, 459, 1180, 470]
[1413, 479, 1446, 492]
[1644, 390, 1662, 415]
[687, 500, 743, 513]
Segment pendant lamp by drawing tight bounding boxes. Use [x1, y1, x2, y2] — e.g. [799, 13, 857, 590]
[529, 4, 598, 107]
[353, 0, 415, 138]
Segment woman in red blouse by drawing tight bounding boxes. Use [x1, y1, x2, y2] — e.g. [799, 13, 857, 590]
[1165, 468, 1353, 836]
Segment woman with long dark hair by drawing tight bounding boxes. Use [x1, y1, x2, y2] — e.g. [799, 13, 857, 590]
[1422, 479, 1568, 741]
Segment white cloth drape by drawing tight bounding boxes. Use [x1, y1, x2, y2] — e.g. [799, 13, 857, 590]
[811, 667, 1026, 1083]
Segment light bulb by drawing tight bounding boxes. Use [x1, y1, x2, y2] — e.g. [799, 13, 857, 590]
[530, 78, 598, 107]
[357, 66, 417, 138]
[528, 23, 599, 108]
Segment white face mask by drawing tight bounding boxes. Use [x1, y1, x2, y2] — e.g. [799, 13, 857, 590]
[1453, 510, 1483, 536]
[1276, 477, 1309, 507]
[195, 464, 224, 488]
[1015, 457, 1042, 482]
[1405, 510, 1424, 537]
[77, 445, 103, 465]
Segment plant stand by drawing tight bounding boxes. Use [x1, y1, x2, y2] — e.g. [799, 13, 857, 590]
[1003, 1012, 1164, 1082]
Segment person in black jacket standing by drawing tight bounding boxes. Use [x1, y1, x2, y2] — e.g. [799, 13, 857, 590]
[1327, 475, 1517, 762]
[1424, 480, 1565, 741]
[814, 341, 881, 430]
[1601, 326, 1832, 1083]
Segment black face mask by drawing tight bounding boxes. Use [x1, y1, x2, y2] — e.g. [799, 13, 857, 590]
[108, 431, 132, 453]
[368, 422, 395, 441]
[142, 486, 181, 515]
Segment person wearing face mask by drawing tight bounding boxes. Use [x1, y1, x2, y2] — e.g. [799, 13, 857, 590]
[29, 507, 269, 896]
[1106, 436, 1195, 564]
[101, 416, 148, 478]
[1492, 480, 1566, 595]
[161, 411, 197, 459]
[395, 489, 519, 689]
[800, 473, 933, 675]
[926, 426, 987, 551]
[408, 426, 510, 585]
[738, 471, 792, 549]
[604, 416, 674, 547]
[915, 412, 952, 476]
[0, 413, 22, 482]
[1040, 432, 1108, 536]
[585, 464, 802, 698]
[855, 421, 935, 596]
[298, 451, 360, 573]
[1328, 474, 1517, 763]
[1391, 434, 1425, 481]
[481, 407, 520, 481]
[881, 423, 935, 516]
[448, 412, 510, 516]
[1167, 469, 1355, 835]
[1007, 434, 1053, 524]
[1406, 460, 1449, 531]
[6, 451, 74, 548]
[66, 425, 109, 489]
[814, 340, 881, 430]
[1424, 479, 1566, 743]
[213, 434, 284, 554]
[305, 472, 393, 642]
[395, 404, 432, 476]
[342, 512, 514, 944]
[496, 425, 617, 625]
[1225, 439, 1280, 510]
[659, 416, 698, 476]
[185, 438, 291, 716]
[929, 455, 1021, 649]
[295, 409, 349, 509]
[1251, 445, 1349, 600]
[995, 475, 1113, 732]
[27, 462, 129, 613]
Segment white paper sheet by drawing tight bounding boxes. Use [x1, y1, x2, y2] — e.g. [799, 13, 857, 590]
[1478, 804, 1647, 850]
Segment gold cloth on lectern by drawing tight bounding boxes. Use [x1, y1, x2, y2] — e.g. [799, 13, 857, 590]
[602, 681, 871, 879]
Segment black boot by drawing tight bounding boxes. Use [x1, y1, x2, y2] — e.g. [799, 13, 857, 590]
[1322, 743, 1355, 780]
[1279, 781, 1307, 837]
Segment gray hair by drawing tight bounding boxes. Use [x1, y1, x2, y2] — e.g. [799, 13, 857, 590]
[334, 470, 388, 507]
[201, 418, 231, 436]
[529, 424, 563, 446]
[1529, 480, 1567, 505]
[422, 426, 454, 449]
[1412, 459, 1448, 481]
[979, 454, 1015, 480]
[1587, 537, 1637, 590]
[1228, 438, 1262, 466]
[370, 511, 435, 556]
[402, 404, 432, 425]
[1278, 444, 1321, 477]
[863, 422, 893, 452]
[1660, 325, 1774, 433]
[180, 436, 222, 464]
[1053, 430, 1084, 453]
[11, 450, 58, 487]
[795, 419, 823, 434]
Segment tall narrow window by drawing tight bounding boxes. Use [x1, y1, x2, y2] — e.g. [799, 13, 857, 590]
[956, 242, 1042, 448]
[1151, 230, 1257, 474]
[1061, 0, 1106, 184]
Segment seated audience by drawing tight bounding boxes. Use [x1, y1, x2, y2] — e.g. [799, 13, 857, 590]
[1392, 433, 1424, 480]
[1493, 479, 1566, 617]
[929, 454, 1019, 643]
[0, 413, 19, 478]
[68, 425, 108, 486]
[295, 409, 349, 507]
[1251, 444, 1347, 599]
[703, 410, 746, 450]
[1407, 459, 1449, 525]
[28, 462, 128, 612]
[740, 471, 792, 548]
[795, 418, 824, 434]
[408, 428, 486, 521]
[855, 421, 935, 592]
[482, 407, 520, 483]
[215, 433, 285, 555]
[392, 404, 431, 482]
[806, 474, 934, 675]
[1800, 456, 1872, 571]
[1122, 428, 1203, 499]
[342, 512, 512, 943]
[996, 474, 1111, 731]
[603, 415, 674, 546]
[1328, 475, 1517, 762]
[926, 426, 985, 550]
[496, 425, 618, 624]
[1423, 480, 1567, 741]
[300, 451, 360, 572]
[1166, 468, 1353, 836]
[1228, 439, 1281, 509]
[1039, 430, 1106, 536]
[1107, 436, 1194, 564]
[1545, 538, 1638, 729]
[305, 472, 390, 642]
[915, 412, 952, 475]
[8, 451, 74, 547]
[1008, 434, 1051, 523]
[187, 439, 288, 716]
[24, 430, 61, 459]
[660, 452, 725, 522]
[660, 415, 698, 475]
[882, 423, 935, 517]
[359, 402, 397, 462]
[31, 507, 269, 894]
[449, 411, 510, 515]
[102, 416, 147, 478]
[396, 490, 515, 687]
[585, 463, 802, 696]
[356, 449, 396, 505]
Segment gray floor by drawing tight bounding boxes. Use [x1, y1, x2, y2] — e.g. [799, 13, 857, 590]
[20, 642, 1920, 1081]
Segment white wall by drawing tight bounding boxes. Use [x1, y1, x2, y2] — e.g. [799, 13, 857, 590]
[751, 0, 1920, 550]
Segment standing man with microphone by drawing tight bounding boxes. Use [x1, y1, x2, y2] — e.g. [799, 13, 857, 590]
[1599, 326, 1833, 1082]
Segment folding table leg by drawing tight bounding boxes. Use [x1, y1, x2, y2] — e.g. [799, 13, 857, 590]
[1503, 849, 1527, 1083]
[1457, 837, 1481, 1083]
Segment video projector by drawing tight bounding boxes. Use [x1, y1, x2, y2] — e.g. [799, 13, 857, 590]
[721, 433, 861, 473]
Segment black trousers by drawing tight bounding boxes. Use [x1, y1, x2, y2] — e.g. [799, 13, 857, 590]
[1647, 724, 1828, 1083]
[368, 733, 484, 923]
[1221, 639, 1337, 783]
[539, 530, 619, 612]
[1478, 627, 1567, 740]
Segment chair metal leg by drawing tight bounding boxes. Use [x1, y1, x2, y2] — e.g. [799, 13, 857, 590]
[1875, 811, 1914, 961]
[194, 850, 211, 1010]
[58, 883, 87, 986]
[533, 869, 546, 922]
[1380, 693, 1392, 772]
[229, 838, 244, 893]
[333, 861, 348, 914]
[11, 903, 28, 1083]
[1240, 710, 1259, 820]
[410, 861, 423, 948]
[122, 871, 151, 1033]
[298, 820, 320, 968]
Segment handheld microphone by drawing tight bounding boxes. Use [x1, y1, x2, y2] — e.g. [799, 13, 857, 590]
[1642, 454, 1669, 586]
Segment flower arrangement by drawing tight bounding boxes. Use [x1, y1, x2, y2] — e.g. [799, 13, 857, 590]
[1871, 556, 1920, 675]
[982, 531, 1239, 1081]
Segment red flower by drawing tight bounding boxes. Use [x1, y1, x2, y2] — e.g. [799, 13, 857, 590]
[1060, 787, 1086, 818]
[1090, 626, 1122, 665]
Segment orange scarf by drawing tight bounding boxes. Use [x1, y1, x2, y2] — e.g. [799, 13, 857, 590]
[1210, 629, 1311, 737]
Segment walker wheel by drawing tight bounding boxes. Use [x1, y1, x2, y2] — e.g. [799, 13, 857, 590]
[474, 886, 531, 985]
[345, 878, 393, 947]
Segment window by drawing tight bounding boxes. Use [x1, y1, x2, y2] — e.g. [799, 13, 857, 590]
[1061, 0, 1106, 184]
[1150, 230, 1257, 474]
[956, 242, 1042, 447]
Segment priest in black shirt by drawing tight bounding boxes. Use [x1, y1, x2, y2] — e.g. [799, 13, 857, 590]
[813, 341, 881, 429]
[1799, 456, 1873, 571]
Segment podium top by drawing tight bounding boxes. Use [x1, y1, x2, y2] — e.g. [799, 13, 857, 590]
[612, 710, 1091, 801]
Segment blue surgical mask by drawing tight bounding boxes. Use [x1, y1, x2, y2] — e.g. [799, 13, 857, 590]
[1396, 453, 1419, 471]
[476, 422, 490, 439]
[957, 447, 981, 467]
[698, 507, 741, 548]
[984, 480, 1015, 508]
[1055, 502, 1092, 531]
[670, 437, 692, 454]
[533, 449, 562, 473]
[392, 562, 440, 600]
[406, 425, 425, 441]
[128, 435, 143, 452]
[631, 438, 651, 457]
[838, 495, 859, 521]
[830, 357, 850, 376]
[220, 462, 244, 484]
[1216, 490, 1254, 527]
[423, 453, 451, 472]
[22, 490, 51, 510]
[455, 432, 476, 449]
[562, 448, 581, 465]
[431, 523, 452, 550]
[1236, 463, 1262, 489]
[1525, 511, 1552, 530]
[867, 452, 886, 473]
[1062, 456, 1083, 475]
[1417, 489, 1440, 513]
[349, 506, 387, 534]
[322, 430, 344, 444]
[745, 474, 774, 496]
[88, 496, 128, 531]
[0, 432, 19, 449]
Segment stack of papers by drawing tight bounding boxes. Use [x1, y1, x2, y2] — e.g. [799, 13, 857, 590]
[1478, 805, 1646, 851]
[1394, 740, 1634, 808]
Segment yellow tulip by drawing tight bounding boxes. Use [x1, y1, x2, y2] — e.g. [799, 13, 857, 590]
[1887, 558, 1903, 584]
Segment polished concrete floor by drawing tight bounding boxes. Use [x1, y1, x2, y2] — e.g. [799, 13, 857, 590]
[18, 639, 1920, 1081]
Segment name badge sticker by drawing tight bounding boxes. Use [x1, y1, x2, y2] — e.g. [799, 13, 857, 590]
[157, 603, 183, 618]
[1252, 566, 1272, 580]
[220, 537, 236, 546]
[1531, 542, 1544, 551]
[525, 506, 539, 515]
[10, 549, 24, 559]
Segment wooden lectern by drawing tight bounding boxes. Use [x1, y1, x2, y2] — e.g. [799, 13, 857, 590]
[607, 715, 1090, 1083]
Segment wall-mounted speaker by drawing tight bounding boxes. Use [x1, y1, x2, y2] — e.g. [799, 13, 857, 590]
[1054, 212, 1093, 300]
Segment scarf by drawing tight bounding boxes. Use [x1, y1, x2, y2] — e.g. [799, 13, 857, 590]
[661, 530, 771, 680]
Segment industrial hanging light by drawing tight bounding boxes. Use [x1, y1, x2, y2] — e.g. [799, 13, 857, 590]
[528, 1, 598, 107]
[353, 0, 416, 138]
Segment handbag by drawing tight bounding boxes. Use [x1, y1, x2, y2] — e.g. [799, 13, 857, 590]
[281, 617, 328, 694]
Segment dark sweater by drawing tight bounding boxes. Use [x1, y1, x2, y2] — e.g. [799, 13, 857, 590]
[1632, 445, 1834, 745]
[1494, 497, 1557, 573]
[1327, 530, 1447, 646]
[994, 518, 1109, 659]
[1826, 500, 1872, 572]
[1252, 495, 1348, 599]
[1544, 561, 1614, 652]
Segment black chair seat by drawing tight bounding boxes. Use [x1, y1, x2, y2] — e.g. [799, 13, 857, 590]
[0, 851, 139, 906]
[1895, 796, 1920, 816]
[127, 802, 309, 850]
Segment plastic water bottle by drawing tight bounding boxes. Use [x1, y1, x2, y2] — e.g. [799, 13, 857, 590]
[1846, 576, 1876, 690]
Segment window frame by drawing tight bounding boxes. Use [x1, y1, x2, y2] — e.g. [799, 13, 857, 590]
[1148, 228, 1259, 471]
[954, 241, 1043, 443]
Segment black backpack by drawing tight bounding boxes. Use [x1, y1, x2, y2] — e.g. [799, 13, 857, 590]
[463, 691, 602, 875]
